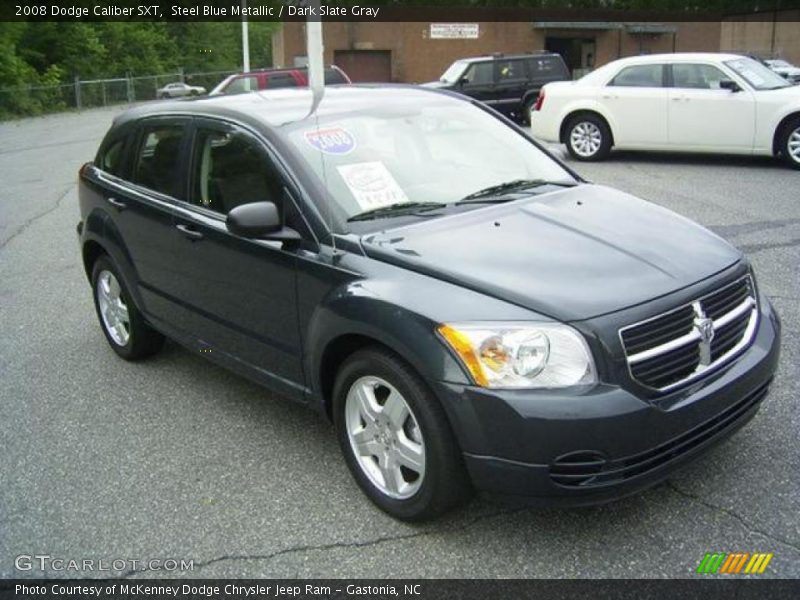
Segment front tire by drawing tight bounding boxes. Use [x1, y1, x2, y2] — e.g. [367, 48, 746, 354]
[565, 114, 612, 161]
[91, 256, 164, 360]
[779, 118, 800, 169]
[333, 348, 471, 521]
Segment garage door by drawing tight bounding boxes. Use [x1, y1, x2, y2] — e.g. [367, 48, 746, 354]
[333, 50, 392, 83]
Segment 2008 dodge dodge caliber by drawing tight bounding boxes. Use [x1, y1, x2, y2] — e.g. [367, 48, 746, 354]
[78, 86, 781, 520]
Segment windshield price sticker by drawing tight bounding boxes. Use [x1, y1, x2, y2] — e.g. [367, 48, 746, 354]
[337, 162, 409, 210]
[304, 127, 356, 155]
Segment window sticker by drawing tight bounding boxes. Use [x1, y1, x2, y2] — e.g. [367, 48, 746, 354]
[336, 162, 409, 210]
[304, 126, 356, 155]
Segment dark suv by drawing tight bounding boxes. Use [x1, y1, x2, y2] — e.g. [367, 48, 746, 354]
[425, 52, 570, 123]
[77, 86, 779, 521]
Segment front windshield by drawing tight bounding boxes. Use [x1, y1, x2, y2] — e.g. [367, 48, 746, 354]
[440, 60, 469, 83]
[724, 58, 791, 90]
[285, 95, 575, 231]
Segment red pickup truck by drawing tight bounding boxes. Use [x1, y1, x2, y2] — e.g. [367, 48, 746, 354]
[209, 65, 351, 95]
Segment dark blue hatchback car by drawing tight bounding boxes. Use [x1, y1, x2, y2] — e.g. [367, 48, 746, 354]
[77, 86, 780, 520]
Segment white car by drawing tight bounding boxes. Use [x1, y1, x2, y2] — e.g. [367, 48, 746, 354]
[156, 82, 206, 99]
[765, 59, 800, 84]
[530, 53, 800, 169]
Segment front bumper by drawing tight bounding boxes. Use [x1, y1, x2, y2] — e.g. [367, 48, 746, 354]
[432, 297, 781, 506]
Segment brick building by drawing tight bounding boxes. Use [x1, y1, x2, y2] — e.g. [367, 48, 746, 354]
[271, 17, 800, 84]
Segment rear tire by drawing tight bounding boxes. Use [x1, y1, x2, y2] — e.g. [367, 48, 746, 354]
[91, 255, 164, 361]
[779, 118, 800, 169]
[333, 348, 471, 521]
[520, 96, 536, 126]
[565, 114, 612, 161]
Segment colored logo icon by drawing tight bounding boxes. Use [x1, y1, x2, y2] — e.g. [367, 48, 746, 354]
[696, 552, 773, 574]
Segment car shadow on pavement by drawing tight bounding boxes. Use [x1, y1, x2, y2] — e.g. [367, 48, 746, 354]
[602, 150, 786, 170]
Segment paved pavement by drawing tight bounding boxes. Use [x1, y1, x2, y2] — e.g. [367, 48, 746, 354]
[1, 107, 798, 579]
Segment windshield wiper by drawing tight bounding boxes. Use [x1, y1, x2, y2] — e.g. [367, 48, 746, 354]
[347, 202, 445, 222]
[457, 179, 578, 203]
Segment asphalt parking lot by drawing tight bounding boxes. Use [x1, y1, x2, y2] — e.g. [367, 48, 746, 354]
[1, 106, 798, 579]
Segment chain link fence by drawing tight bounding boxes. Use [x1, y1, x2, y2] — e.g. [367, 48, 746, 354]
[0, 69, 238, 119]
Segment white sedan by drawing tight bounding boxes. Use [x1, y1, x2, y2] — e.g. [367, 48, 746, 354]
[765, 59, 800, 84]
[530, 53, 800, 168]
[156, 82, 206, 99]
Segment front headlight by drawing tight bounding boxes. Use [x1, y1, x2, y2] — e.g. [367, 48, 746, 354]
[438, 322, 597, 389]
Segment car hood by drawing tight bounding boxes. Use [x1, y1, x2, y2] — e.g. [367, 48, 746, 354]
[758, 83, 800, 97]
[360, 185, 741, 321]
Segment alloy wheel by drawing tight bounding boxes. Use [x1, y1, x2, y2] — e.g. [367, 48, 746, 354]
[788, 126, 800, 164]
[344, 376, 426, 499]
[96, 270, 130, 346]
[570, 121, 603, 158]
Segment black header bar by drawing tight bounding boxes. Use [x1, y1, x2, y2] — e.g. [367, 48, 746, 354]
[3, 1, 800, 23]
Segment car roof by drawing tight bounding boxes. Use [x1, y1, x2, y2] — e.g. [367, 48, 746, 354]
[457, 53, 561, 63]
[231, 65, 341, 75]
[608, 52, 746, 66]
[112, 85, 463, 131]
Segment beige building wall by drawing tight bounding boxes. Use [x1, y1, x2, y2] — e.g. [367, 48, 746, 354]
[721, 13, 800, 63]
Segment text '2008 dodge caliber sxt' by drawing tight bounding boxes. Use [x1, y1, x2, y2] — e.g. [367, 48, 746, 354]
[77, 86, 780, 520]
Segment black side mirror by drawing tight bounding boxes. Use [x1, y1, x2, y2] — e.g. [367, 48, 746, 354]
[458, 77, 469, 87]
[226, 201, 301, 241]
[719, 80, 741, 92]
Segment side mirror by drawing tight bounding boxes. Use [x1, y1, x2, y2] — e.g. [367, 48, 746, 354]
[226, 201, 301, 241]
[458, 77, 469, 87]
[719, 79, 741, 92]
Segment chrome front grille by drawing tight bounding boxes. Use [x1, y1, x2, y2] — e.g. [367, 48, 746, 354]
[620, 276, 758, 392]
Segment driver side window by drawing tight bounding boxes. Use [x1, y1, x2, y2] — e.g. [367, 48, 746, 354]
[190, 127, 282, 217]
[672, 64, 729, 89]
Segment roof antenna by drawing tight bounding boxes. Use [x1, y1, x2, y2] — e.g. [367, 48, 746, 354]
[305, 0, 336, 257]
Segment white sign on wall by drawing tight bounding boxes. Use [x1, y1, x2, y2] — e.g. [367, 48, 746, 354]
[429, 23, 480, 39]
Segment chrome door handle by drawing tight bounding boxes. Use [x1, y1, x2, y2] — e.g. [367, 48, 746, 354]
[175, 224, 204, 241]
[106, 197, 126, 210]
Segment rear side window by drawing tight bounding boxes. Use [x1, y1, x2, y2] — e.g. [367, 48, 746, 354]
[99, 137, 127, 177]
[265, 73, 299, 89]
[325, 68, 347, 84]
[132, 125, 185, 198]
[610, 64, 664, 87]
[496, 59, 527, 82]
[528, 57, 566, 77]
[224, 75, 259, 94]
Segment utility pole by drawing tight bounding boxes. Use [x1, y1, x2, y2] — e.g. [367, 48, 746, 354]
[306, 0, 324, 115]
[241, 0, 250, 73]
